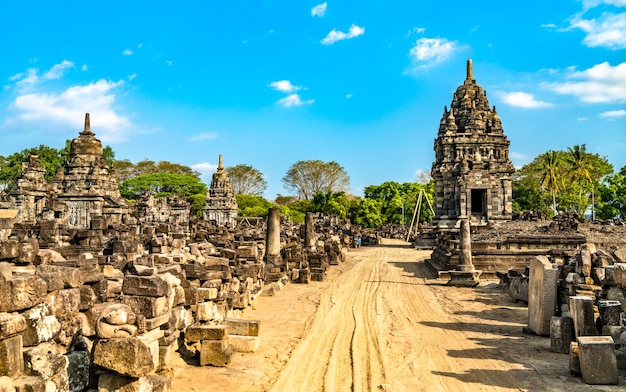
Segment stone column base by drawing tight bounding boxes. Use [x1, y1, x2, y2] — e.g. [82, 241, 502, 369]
[447, 270, 482, 287]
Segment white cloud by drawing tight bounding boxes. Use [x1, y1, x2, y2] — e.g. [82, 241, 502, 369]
[191, 162, 218, 182]
[276, 94, 314, 107]
[166, 60, 173, 67]
[408, 37, 458, 70]
[599, 109, 626, 117]
[583, 0, 626, 9]
[577, 117, 589, 121]
[346, 93, 353, 99]
[81, 64, 88, 71]
[311, 2, 327, 17]
[321, 24, 365, 45]
[128, 73, 137, 81]
[269, 80, 302, 93]
[541, 23, 558, 28]
[569, 12, 626, 49]
[549, 62, 626, 102]
[123, 49, 133, 56]
[189, 132, 218, 141]
[5, 77, 131, 142]
[500, 91, 553, 108]
[405, 27, 426, 38]
[43, 60, 75, 79]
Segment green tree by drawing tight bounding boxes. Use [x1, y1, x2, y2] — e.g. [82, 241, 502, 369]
[363, 181, 434, 225]
[236, 194, 273, 217]
[513, 146, 613, 217]
[119, 173, 207, 200]
[226, 164, 267, 195]
[538, 151, 563, 215]
[596, 165, 626, 220]
[282, 160, 350, 200]
[312, 191, 350, 221]
[112, 159, 201, 183]
[350, 198, 384, 228]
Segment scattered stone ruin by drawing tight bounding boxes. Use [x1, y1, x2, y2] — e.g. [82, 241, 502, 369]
[518, 242, 626, 384]
[0, 113, 376, 390]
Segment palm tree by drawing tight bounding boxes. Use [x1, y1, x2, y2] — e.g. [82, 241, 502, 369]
[565, 145, 593, 216]
[538, 150, 562, 215]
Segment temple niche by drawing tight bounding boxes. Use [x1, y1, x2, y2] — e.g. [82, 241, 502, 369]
[431, 59, 515, 227]
[51, 113, 129, 229]
[203, 154, 238, 226]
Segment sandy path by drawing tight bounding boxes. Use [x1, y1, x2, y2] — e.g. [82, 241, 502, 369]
[172, 240, 625, 391]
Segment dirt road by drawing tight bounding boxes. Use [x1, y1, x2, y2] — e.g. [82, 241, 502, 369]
[172, 240, 625, 391]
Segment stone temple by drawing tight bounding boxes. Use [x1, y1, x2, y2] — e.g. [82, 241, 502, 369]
[431, 59, 515, 228]
[203, 154, 238, 226]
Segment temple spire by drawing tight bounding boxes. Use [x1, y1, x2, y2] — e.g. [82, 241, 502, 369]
[218, 154, 223, 170]
[81, 113, 93, 135]
[466, 58, 473, 81]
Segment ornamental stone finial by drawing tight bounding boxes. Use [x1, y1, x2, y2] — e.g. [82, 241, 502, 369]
[81, 113, 93, 135]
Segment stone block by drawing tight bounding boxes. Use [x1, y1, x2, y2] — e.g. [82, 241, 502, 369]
[196, 301, 219, 322]
[97, 374, 171, 392]
[36, 265, 82, 288]
[158, 338, 180, 370]
[0, 313, 26, 340]
[228, 335, 260, 353]
[569, 296, 595, 337]
[0, 335, 23, 378]
[598, 300, 622, 330]
[614, 263, 626, 289]
[79, 285, 97, 311]
[224, 318, 260, 337]
[22, 304, 61, 346]
[23, 342, 67, 380]
[11, 375, 46, 392]
[123, 295, 169, 319]
[185, 324, 227, 342]
[0, 240, 19, 259]
[45, 288, 80, 321]
[550, 316, 575, 353]
[577, 336, 619, 385]
[93, 337, 157, 377]
[197, 287, 218, 302]
[199, 339, 233, 367]
[122, 275, 169, 297]
[66, 351, 90, 392]
[143, 313, 170, 331]
[527, 256, 558, 336]
[0, 275, 47, 312]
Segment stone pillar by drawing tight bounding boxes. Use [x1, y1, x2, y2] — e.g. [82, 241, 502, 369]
[458, 219, 473, 271]
[528, 256, 558, 336]
[447, 219, 481, 287]
[550, 316, 575, 353]
[304, 212, 316, 250]
[569, 296, 595, 338]
[265, 208, 283, 266]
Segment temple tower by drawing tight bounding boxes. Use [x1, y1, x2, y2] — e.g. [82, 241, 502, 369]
[53, 113, 128, 229]
[431, 59, 515, 226]
[203, 155, 238, 226]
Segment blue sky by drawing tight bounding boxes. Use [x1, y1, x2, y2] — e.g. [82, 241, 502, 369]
[1, 0, 625, 199]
